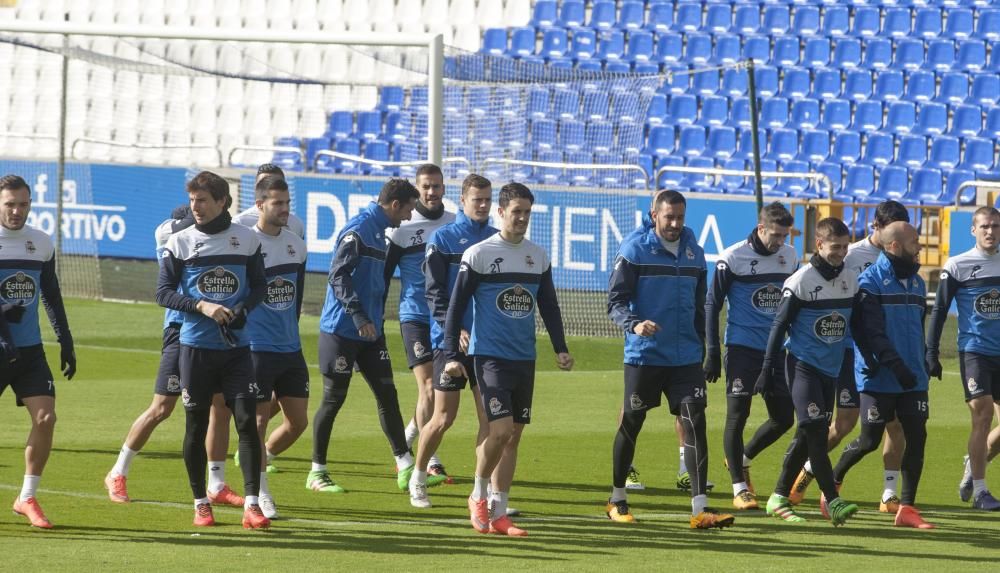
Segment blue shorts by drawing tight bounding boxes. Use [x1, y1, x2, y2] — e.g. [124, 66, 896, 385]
[623, 362, 705, 416]
[400, 321, 433, 369]
[475, 356, 534, 424]
[959, 352, 1000, 402]
[178, 345, 257, 410]
[0, 344, 54, 406]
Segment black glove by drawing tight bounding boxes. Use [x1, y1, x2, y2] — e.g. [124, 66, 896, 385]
[59, 336, 76, 380]
[754, 361, 774, 396]
[228, 302, 248, 330]
[0, 339, 19, 364]
[889, 360, 917, 390]
[2, 303, 26, 323]
[703, 348, 721, 383]
[925, 349, 942, 380]
[859, 352, 880, 379]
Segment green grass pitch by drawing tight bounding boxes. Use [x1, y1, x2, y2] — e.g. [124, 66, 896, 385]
[0, 299, 999, 571]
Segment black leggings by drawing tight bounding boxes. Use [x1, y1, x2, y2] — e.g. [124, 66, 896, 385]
[724, 393, 795, 483]
[183, 397, 260, 499]
[834, 415, 927, 505]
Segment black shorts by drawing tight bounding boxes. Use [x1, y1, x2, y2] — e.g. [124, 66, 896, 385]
[318, 331, 393, 383]
[836, 348, 860, 409]
[433, 349, 477, 392]
[786, 353, 836, 427]
[624, 362, 706, 416]
[154, 325, 182, 396]
[475, 356, 534, 424]
[725, 345, 788, 398]
[0, 344, 55, 406]
[959, 352, 1000, 402]
[400, 321, 433, 369]
[178, 345, 257, 411]
[859, 391, 930, 424]
[251, 350, 310, 400]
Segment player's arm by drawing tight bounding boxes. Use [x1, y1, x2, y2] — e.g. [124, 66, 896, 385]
[607, 253, 642, 333]
[537, 265, 570, 354]
[155, 248, 199, 313]
[442, 261, 480, 361]
[422, 243, 451, 328]
[755, 288, 800, 395]
[381, 240, 404, 311]
[703, 261, 733, 382]
[39, 254, 76, 379]
[924, 269, 958, 379]
[694, 265, 707, 348]
[295, 261, 306, 320]
[852, 288, 916, 388]
[0, 310, 17, 363]
[328, 231, 371, 330]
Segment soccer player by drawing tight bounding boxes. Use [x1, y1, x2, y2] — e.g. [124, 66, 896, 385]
[156, 171, 270, 529]
[385, 164, 455, 482]
[105, 206, 244, 508]
[831, 222, 933, 528]
[760, 217, 860, 526]
[233, 163, 305, 239]
[604, 189, 730, 529]
[927, 206, 1000, 511]
[409, 173, 507, 508]
[0, 174, 77, 529]
[705, 202, 798, 510]
[790, 201, 910, 512]
[443, 182, 573, 537]
[310, 179, 419, 493]
[242, 175, 308, 519]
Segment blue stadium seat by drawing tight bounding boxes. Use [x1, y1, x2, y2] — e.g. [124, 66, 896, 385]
[883, 7, 912, 38]
[692, 67, 719, 96]
[646, 2, 673, 32]
[589, 1, 616, 30]
[803, 37, 831, 68]
[627, 30, 654, 62]
[636, 153, 654, 189]
[597, 29, 625, 61]
[333, 139, 361, 174]
[831, 130, 862, 164]
[863, 38, 893, 70]
[527, 86, 550, 119]
[559, 0, 586, 29]
[914, 8, 943, 39]
[754, 65, 779, 98]
[762, 97, 789, 129]
[893, 38, 925, 70]
[646, 93, 668, 125]
[974, 8, 1000, 41]
[678, 125, 707, 158]
[707, 125, 737, 160]
[467, 87, 490, 116]
[927, 135, 960, 170]
[762, 4, 790, 35]
[531, 0, 558, 29]
[682, 156, 717, 192]
[820, 99, 851, 131]
[443, 114, 467, 146]
[618, 1, 645, 30]
[697, 95, 728, 127]
[734, 4, 760, 35]
[775, 160, 813, 198]
[508, 27, 536, 58]
[959, 137, 995, 172]
[669, 93, 698, 125]
[822, 5, 850, 37]
[793, 4, 820, 36]
[811, 69, 843, 100]
[570, 28, 597, 60]
[886, 101, 917, 133]
[541, 28, 568, 59]
[730, 97, 751, 128]
[925, 39, 955, 71]
[410, 86, 428, 110]
[779, 68, 810, 99]
[674, 1, 702, 33]
[656, 155, 685, 188]
[384, 111, 412, 142]
[327, 111, 353, 140]
[853, 100, 884, 132]
[908, 167, 946, 205]
[903, 70, 935, 102]
[874, 70, 904, 101]
[937, 72, 970, 105]
[844, 69, 873, 100]
[843, 165, 876, 201]
[686, 33, 713, 66]
[501, 117, 528, 149]
[618, 124, 644, 153]
[875, 165, 909, 202]
[733, 128, 767, 162]
[989, 41, 1000, 72]
[895, 134, 927, 169]
[648, 124, 676, 156]
[713, 34, 741, 65]
[558, 118, 585, 151]
[815, 162, 843, 198]
[915, 102, 947, 135]
[742, 34, 770, 63]
[304, 136, 331, 169]
[766, 128, 798, 162]
[852, 6, 880, 37]
[985, 107, 1000, 139]
[957, 40, 987, 72]
[355, 111, 381, 140]
[443, 87, 464, 114]
[833, 37, 862, 69]
[474, 116, 500, 150]
[393, 141, 419, 165]
[655, 32, 683, 65]
[798, 129, 830, 164]
[534, 150, 563, 185]
[362, 140, 391, 176]
[582, 90, 609, 120]
[553, 88, 580, 119]
[705, 3, 732, 34]
[531, 118, 557, 150]
[791, 98, 821, 130]
[862, 132, 895, 167]
[611, 91, 641, 123]
[632, 61, 659, 74]
[721, 158, 747, 193]
[721, 67, 747, 97]
[945, 169, 977, 205]
[772, 36, 799, 67]
[587, 121, 614, 153]
[481, 28, 508, 56]
[945, 8, 974, 40]
[950, 103, 983, 137]
[271, 137, 303, 172]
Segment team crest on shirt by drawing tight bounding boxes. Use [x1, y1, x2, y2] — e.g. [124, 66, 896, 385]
[814, 311, 847, 343]
[197, 266, 240, 300]
[778, 255, 786, 266]
[496, 284, 535, 319]
[25, 240, 35, 254]
[807, 402, 821, 419]
[413, 341, 426, 358]
[229, 236, 240, 249]
[685, 247, 694, 259]
[974, 289, 1000, 319]
[968, 378, 980, 393]
[525, 255, 535, 269]
[751, 284, 782, 314]
[840, 388, 852, 406]
[630, 392, 644, 410]
[0, 271, 37, 303]
[841, 280, 849, 293]
[489, 397, 504, 416]
[265, 275, 296, 311]
[335, 356, 348, 373]
[867, 405, 881, 423]
[717, 261, 727, 271]
[166, 375, 181, 393]
[731, 378, 744, 394]
[287, 244, 296, 257]
[459, 238, 468, 244]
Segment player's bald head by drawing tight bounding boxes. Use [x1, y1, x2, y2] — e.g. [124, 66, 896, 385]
[880, 221, 917, 249]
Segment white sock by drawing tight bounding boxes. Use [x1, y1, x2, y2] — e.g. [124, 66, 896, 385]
[405, 418, 419, 448]
[194, 497, 210, 508]
[973, 479, 988, 497]
[678, 447, 687, 474]
[112, 445, 138, 477]
[472, 475, 489, 501]
[244, 495, 259, 508]
[742, 454, 753, 467]
[883, 470, 900, 497]
[207, 461, 226, 494]
[489, 490, 509, 519]
[411, 470, 428, 487]
[428, 453, 442, 469]
[266, 450, 276, 464]
[19, 475, 40, 501]
[733, 482, 749, 496]
[803, 460, 813, 475]
[691, 493, 708, 516]
[395, 452, 414, 471]
[311, 462, 327, 473]
[610, 487, 627, 503]
[259, 472, 271, 497]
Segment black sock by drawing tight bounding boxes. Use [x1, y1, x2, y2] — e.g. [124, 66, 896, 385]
[774, 426, 810, 497]
[803, 422, 839, 502]
[899, 415, 927, 506]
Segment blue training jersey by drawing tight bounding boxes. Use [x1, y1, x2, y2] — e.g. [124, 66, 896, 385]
[155, 218, 187, 329]
[0, 224, 72, 348]
[385, 207, 454, 325]
[930, 247, 1000, 356]
[245, 227, 307, 353]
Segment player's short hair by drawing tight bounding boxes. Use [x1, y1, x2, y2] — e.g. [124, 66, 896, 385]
[973, 206, 1000, 222]
[257, 163, 285, 179]
[498, 182, 534, 207]
[652, 189, 686, 209]
[0, 174, 29, 194]
[378, 178, 419, 205]
[759, 201, 794, 228]
[415, 164, 443, 179]
[816, 217, 850, 240]
[255, 174, 289, 202]
[461, 173, 491, 195]
[187, 171, 232, 208]
[873, 200, 909, 228]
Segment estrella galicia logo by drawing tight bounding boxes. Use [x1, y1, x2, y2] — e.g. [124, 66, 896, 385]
[196, 266, 240, 301]
[264, 275, 296, 311]
[813, 311, 847, 343]
[0, 271, 37, 304]
[496, 284, 535, 319]
[751, 284, 782, 314]
[974, 289, 1000, 319]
